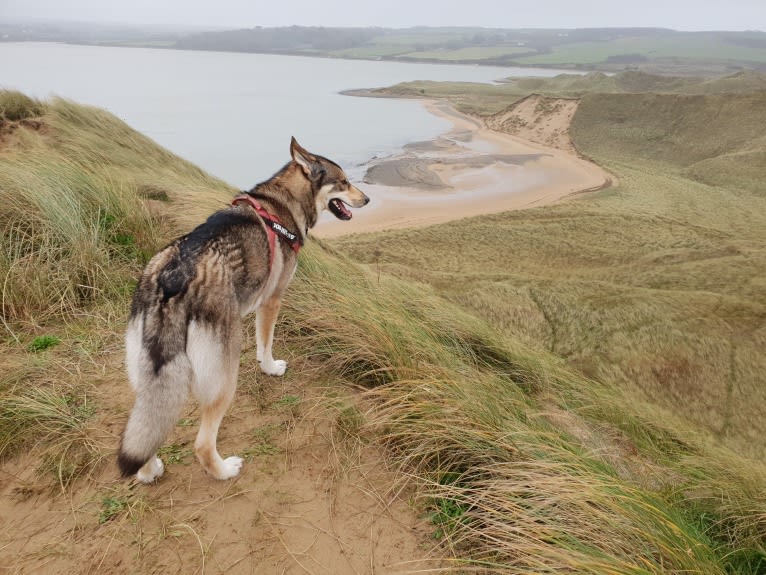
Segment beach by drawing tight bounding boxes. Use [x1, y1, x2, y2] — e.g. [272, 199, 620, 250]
[314, 98, 613, 238]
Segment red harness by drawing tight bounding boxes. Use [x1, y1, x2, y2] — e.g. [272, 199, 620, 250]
[231, 194, 302, 269]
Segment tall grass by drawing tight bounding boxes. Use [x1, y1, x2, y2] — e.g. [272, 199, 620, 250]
[0, 161, 154, 322]
[0, 91, 233, 327]
[0, 91, 44, 123]
[284, 244, 766, 573]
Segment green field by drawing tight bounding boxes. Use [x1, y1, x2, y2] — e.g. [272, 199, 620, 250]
[2, 75, 766, 572]
[329, 44, 412, 59]
[514, 33, 766, 66]
[372, 69, 766, 114]
[399, 45, 530, 60]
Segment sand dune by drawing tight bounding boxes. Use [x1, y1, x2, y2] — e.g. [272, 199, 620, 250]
[315, 99, 613, 238]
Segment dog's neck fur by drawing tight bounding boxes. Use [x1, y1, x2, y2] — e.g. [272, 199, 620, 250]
[246, 161, 317, 241]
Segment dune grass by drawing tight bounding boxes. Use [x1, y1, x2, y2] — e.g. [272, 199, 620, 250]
[0, 378, 103, 489]
[282, 243, 766, 573]
[1, 88, 765, 571]
[0, 91, 233, 327]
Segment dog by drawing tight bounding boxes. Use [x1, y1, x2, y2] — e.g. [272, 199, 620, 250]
[118, 137, 369, 483]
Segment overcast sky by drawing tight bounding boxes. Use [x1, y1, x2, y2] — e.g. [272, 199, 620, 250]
[1, 0, 764, 32]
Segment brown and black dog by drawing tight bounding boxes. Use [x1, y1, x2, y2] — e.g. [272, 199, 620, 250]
[118, 138, 369, 482]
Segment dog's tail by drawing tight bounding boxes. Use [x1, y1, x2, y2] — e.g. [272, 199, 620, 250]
[118, 356, 191, 478]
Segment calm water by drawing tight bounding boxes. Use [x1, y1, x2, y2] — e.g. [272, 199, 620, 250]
[0, 43, 564, 188]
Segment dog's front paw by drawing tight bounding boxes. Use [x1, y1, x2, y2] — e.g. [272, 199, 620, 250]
[215, 456, 244, 480]
[260, 359, 287, 376]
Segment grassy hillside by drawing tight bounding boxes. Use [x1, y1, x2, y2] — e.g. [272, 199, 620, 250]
[333, 78, 766, 461]
[572, 91, 766, 195]
[1, 90, 766, 573]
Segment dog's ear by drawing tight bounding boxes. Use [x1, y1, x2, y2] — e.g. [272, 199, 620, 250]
[290, 137, 325, 181]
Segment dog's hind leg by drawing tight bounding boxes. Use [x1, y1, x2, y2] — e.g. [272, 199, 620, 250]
[256, 295, 287, 376]
[188, 320, 244, 480]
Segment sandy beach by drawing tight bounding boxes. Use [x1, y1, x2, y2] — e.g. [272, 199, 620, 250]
[314, 98, 612, 238]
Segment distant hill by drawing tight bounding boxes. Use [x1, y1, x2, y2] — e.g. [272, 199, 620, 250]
[0, 19, 191, 46]
[171, 26, 766, 75]
[3, 22, 765, 76]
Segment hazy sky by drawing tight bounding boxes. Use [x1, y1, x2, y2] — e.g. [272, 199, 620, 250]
[1, 0, 764, 32]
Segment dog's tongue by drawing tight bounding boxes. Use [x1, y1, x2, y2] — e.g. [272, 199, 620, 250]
[332, 199, 352, 219]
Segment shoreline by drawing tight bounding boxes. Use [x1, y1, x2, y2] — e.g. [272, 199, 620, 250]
[314, 94, 612, 238]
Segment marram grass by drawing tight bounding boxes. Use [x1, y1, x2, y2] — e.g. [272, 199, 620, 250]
[0, 380, 103, 489]
[285, 244, 766, 573]
[0, 91, 233, 326]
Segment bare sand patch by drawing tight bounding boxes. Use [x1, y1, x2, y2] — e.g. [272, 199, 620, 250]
[315, 98, 613, 238]
[485, 94, 580, 153]
[0, 350, 440, 574]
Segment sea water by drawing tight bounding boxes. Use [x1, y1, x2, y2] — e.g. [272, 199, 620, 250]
[0, 42, 563, 188]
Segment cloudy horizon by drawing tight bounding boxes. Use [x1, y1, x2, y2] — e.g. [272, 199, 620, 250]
[1, 0, 764, 32]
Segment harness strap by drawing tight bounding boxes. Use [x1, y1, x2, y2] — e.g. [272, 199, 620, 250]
[231, 193, 303, 269]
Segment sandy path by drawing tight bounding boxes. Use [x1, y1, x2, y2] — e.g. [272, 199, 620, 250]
[0, 352, 439, 574]
[314, 99, 612, 238]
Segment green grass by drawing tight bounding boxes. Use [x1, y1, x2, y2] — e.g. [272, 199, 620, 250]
[240, 423, 281, 460]
[99, 495, 131, 524]
[27, 334, 61, 352]
[96, 487, 151, 525]
[156, 442, 193, 466]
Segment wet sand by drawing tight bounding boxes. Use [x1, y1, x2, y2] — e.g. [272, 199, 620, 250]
[314, 99, 612, 238]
